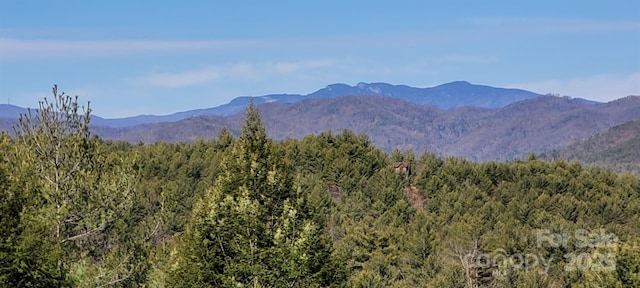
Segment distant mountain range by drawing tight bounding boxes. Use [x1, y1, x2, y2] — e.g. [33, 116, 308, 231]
[0, 81, 545, 128]
[87, 95, 639, 162]
[3, 81, 638, 164]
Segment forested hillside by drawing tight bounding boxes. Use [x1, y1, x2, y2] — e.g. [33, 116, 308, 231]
[2, 89, 639, 287]
[3, 95, 639, 162]
[543, 119, 640, 175]
[85, 95, 640, 162]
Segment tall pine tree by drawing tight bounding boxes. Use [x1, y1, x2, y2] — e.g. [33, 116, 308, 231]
[10, 86, 146, 287]
[168, 102, 344, 287]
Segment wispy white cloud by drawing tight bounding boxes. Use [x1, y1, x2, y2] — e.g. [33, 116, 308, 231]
[465, 18, 640, 41]
[467, 18, 640, 33]
[139, 60, 335, 88]
[0, 31, 459, 62]
[441, 54, 497, 64]
[0, 38, 259, 61]
[507, 72, 640, 101]
[141, 68, 222, 88]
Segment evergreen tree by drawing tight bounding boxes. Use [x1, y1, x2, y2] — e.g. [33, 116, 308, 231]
[10, 86, 145, 286]
[0, 133, 69, 287]
[169, 102, 344, 287]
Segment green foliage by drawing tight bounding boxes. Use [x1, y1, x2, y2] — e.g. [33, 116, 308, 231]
[5, 86, 152, 287]
[0, 134, 68, 287]
[167, 102, 344, 287]
[4, 88, 640, 287]
[616, 243, 640, 287]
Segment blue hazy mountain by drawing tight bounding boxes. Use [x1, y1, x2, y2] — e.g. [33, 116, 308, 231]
[0, 104, 28, 119]
[2, 81, 545, 128]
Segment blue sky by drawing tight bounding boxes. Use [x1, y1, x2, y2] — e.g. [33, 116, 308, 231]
[1, 1, 639, 118]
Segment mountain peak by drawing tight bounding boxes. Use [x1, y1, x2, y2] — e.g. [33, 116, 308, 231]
[442, 80, 472, 86]
[356, 82, 369, 88]
[324, 83, 351, 90]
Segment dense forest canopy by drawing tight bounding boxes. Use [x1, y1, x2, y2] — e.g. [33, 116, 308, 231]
[1, 87, 639, 287]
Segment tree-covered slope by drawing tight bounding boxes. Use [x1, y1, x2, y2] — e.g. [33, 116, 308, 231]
[543, 118, 640, 175]
[89, 95, 640, 162]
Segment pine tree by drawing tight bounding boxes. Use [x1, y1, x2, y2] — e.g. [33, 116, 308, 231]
[0, 133, 69, 287]
[169, 102, 344, 287]
[11, 86, 145, 286]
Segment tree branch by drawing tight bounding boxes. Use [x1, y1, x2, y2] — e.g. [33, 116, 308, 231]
[61, 226, 105, 243]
